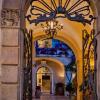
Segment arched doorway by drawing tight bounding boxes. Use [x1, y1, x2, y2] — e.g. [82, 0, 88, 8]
[36, 67, 52, 93]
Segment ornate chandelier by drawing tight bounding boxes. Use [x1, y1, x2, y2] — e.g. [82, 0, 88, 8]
[41, 19, 63, 38]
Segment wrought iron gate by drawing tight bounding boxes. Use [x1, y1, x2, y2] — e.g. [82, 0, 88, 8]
[82, 29, 97, 100]
[23, 29, 33, 100]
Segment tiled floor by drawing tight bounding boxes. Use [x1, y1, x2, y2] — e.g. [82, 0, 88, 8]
[33, 94, 72, 100]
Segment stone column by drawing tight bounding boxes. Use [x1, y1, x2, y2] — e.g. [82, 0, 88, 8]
[96, 15, 100, 100]
[0, 0, 3, 100]
[97, 34, 100, 100]
[96, 0, 100, 99]
[1, 8, 20, 100]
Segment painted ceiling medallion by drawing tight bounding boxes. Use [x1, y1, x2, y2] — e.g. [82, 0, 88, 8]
[26, 0, 96, 26]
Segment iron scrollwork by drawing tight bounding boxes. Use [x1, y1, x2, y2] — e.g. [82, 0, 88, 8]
[82, 29, 97, 100]
[26, 0, 96, 25]
[23, 29, 33, 100]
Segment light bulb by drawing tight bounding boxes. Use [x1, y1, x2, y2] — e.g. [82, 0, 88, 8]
[50, 21, 54, 29]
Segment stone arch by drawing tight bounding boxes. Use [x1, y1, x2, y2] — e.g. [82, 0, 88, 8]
[34, 57, 65, 79]
[35, 64, 53, 75]
[17, 0, 99, 99]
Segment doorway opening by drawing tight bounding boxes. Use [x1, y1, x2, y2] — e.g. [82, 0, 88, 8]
[36, 67, 52, 94]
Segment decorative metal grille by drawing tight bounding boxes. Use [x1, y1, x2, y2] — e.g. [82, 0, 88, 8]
[82, 29, 96, 100]
[23, 29, 33, 100]
[26, 0, 96, 25]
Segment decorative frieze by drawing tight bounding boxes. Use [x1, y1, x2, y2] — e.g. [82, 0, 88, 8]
[1, 9, 20, 27]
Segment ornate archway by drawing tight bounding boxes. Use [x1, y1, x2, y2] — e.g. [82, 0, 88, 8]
[22, 0, 97, 100]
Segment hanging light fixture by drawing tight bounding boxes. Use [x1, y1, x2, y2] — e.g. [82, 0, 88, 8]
[40, 0, 63, 39]
[41, 19, 63, 38]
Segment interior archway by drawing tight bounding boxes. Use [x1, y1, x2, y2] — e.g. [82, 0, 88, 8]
[36, 67, 52, 93]
[32, 32, 81, 99]
[32, 38, 77, 98]
[32, 57, 65, 96]
[23, 0, 97, 99]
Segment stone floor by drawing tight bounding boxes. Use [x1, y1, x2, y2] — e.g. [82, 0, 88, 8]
[33, 94, 74, 100]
